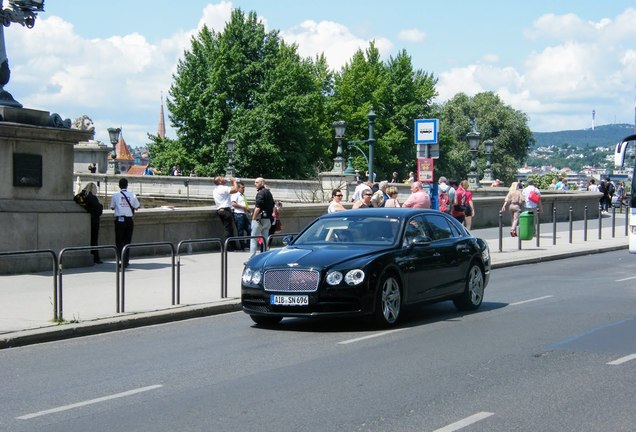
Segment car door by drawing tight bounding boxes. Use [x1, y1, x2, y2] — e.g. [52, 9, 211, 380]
[423, 214, 472, 296]
[396, 215, 445, 302]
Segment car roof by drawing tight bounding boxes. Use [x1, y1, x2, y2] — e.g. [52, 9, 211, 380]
[321, 208, 440, 219]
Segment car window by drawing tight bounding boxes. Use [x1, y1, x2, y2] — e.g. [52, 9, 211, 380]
[402, 215, 429, 247]
[296, 216, 400, 245]
[424, 214, 455, 241]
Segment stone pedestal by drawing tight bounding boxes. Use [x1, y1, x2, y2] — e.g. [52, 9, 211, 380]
[319, 172, 355, 202]
[73, 140, 111, 174]
[0, 121, 94, 273]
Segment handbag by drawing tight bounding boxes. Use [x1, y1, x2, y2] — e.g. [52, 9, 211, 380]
[528, 190, 540, 204]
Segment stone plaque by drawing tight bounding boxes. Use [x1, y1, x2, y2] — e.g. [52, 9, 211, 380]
[13, 153, 43, 187]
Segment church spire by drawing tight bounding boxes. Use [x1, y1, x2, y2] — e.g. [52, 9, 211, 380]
[157, 92, 166, 139]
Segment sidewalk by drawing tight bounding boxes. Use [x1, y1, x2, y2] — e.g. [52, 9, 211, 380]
[0, 212, 630, 348]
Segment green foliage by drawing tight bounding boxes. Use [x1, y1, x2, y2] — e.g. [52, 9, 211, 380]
[433, 92, 532, 184]
[528, 172, 559, 190]
[147, 134, 196, 175]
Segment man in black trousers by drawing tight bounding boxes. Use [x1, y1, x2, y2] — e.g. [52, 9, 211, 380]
[110, 178, 140, 267]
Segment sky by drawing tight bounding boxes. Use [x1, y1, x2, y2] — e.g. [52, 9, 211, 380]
[5, 0, 636, 148]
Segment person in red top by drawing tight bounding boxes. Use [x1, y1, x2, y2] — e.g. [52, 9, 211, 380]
[451, 180, 467, 224]
[402, 181, 431, 209]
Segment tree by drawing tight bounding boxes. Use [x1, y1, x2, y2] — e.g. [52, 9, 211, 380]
[433, 92, 533, 184]
[166, 9, 331, 179]
[331, 44, 437, 181]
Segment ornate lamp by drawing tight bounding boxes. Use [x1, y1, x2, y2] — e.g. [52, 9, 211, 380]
[481, 139, 495, 184]
[226, 138, 235, 177]
[331, 120, 346, 173]
[107, 127, 121, 174]
[466, 118, 480, 189]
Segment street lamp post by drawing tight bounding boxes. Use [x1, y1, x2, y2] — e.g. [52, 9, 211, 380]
[367, 107, 376, 182]
[331, 120, 346, 173]
[107, 127, 121, 175]
[481, 139, 495, 185]
[466, 119, 480, 189]
[225, 138, 235, 177]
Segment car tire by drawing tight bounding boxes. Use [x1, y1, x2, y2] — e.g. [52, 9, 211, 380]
[373, 274, 402, 327]
[453, 263, 484, 311]
[250, 315, 283, 326]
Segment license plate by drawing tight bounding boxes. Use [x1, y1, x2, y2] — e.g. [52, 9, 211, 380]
[270, 295, 309, 306]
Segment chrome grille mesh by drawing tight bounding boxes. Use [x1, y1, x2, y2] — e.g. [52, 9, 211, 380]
[263, 269, 320, 292]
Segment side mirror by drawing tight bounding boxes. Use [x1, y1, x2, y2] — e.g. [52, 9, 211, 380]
[282, 235, 294, 245]
[412, 235, 433, 246]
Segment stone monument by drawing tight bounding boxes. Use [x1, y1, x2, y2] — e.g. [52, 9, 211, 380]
[0, 1, 95, 272]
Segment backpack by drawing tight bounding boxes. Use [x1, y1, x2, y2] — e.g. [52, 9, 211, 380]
[439, 190, 450, 213]
[73, 190, 87, 209]
[607, 182, 615, 196]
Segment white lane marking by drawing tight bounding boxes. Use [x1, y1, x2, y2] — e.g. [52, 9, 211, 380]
[615, 275, 636, 282]
[607, 353, 636, 365]
[17, 384, 163, 420]
[433, 411, 495, 432]
[509, 295, 553, 306]
[338, 328, 409, 345]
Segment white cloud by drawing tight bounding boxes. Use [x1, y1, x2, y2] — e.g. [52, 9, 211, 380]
[282, 20, 393, 69]
[397, 28, 426, 43]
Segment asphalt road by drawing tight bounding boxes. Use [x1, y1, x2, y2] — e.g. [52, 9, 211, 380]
[1, 251, 635, 432]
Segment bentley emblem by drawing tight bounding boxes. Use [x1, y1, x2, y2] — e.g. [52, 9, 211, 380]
[287, 263, 299, 267]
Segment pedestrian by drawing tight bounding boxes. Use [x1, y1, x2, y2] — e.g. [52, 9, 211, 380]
[461, 180, 475, 229]
[451, 180, 467, 224]
[80, 182, 103, 263]
[353, 189, 373, 208]
[352, 181, 372, 202]
[384, 186, 401, 207]
[88, 162, 97, 173]
[328, 189, 346, 213]
[231, 181, 251, 250]
[110, 178, 140, 268]
[213, 176, 239, 250]
[523, 179, 543, 214]
[371, 180, 389, 207]
[269, 200, 283, 236]
[402, 181, 431, 208]
[390, 171, 399, 183]
[406, 171, 415, 184]
[501, 181, 524, 237]
[588, 178, 599, 192]
[437, 176, 456, 214]
[250, 177, 275, 257]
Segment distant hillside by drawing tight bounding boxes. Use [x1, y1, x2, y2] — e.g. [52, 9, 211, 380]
[532, 123, 635, 148]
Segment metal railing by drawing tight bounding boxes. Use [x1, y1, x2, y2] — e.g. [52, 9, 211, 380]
[0, 249, 58, 320]
[176, 238, 222, 304]
[120, 242, 176, 313]
[58, 245, 120, 320]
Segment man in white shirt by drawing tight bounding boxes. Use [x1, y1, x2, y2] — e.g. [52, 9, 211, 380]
[213, 176, 239, 250]
[110, 178, 140, 267]
[522, 179, 543, 213]
[231, 181, 251, 250]
[352, 181, 372, 202]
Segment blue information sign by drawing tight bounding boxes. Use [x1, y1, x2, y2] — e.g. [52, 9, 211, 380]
[414, 119, 439, 144]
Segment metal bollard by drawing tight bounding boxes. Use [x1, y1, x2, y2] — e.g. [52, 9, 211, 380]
[552, 207, 557, 245]
[568, 206, 573, 244]
[584, 206, 588, 241]
[498, 211, 503, 252]
[611, 206, 616, 238]
[535, 209, 541, 247]
[626, 206, 629, 237]
[598, 206, 602, 240]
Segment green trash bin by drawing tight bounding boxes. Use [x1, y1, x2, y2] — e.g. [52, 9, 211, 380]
[518, 211, 535, 240]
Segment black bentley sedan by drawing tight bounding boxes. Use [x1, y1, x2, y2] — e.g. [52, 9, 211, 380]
[241, 208, 490, 327]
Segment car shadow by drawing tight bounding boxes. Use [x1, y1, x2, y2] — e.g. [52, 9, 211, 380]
[253, 301, 508, 333]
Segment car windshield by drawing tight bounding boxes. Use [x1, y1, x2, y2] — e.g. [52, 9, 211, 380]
[294, 215, 401, 245]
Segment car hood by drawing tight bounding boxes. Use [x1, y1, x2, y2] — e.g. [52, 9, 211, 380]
[256, 245, 383, 268]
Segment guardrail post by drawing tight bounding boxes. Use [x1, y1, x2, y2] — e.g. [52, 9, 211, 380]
[611, 206, 616, 238]
[584, 206, 588, 242]
[552, 207, 557, 245]
[598, 206, 602, 239]
[535, 209, 541, 247]
[498, 211, 503, 253]
[568, 206, 573, 244]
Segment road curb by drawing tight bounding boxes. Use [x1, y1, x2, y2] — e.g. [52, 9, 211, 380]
[491, 244, 628, 269]
[0, 299, 242, 349]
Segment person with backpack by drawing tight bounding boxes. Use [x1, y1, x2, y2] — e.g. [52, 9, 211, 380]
[451, 180, 467, 224]
[437, 176, 455, 214]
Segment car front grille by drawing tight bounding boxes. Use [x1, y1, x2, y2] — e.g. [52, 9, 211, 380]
[263, 269, 320, 292]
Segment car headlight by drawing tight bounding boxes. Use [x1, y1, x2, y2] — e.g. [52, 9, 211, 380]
[482, 246, 490, 263]
[344, 269, 365, 286]
[326, 271, 343, 285]
[242, 268, 262, 285]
